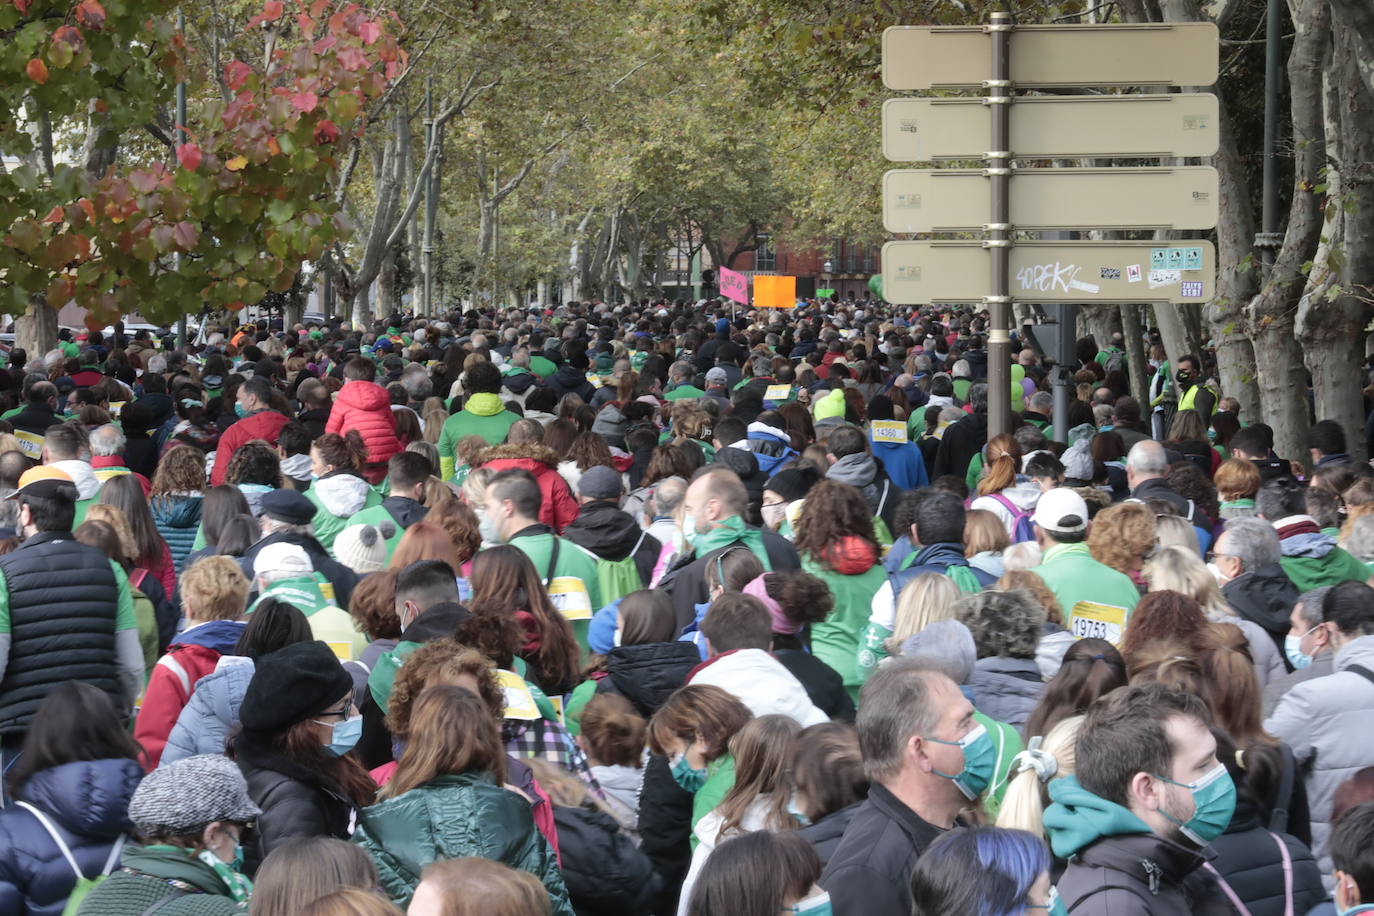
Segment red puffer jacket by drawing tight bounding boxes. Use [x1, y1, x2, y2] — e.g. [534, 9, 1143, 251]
[476, 442, 579, 533]
[326, 380, 403, 476]
[210, 409, 291, 485]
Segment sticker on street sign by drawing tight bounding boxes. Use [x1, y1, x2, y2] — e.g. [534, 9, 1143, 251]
[882, 167, 1218, 233]
[718, 266, 748, 305]
[882, 94, 1221, 162]
[1151, 246, 1204, 271]
[883, 22, 1219, 90]
[881, 239, 1215, 304]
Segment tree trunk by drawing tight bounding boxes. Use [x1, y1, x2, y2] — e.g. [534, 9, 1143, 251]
[1248, 0, 1330, 466]
[377, 242, 397, 315]
[1153, 302, 1199, 369]
[1296, 15, 1374, 462]
[1122, 304, 1151, 407]
[17, 298, 58, 356]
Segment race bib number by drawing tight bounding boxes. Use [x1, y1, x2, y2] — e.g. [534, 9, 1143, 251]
[547, 576, 592, 621]
[497, 669, 541, 720]
[764, 384, 792, 402]
[1068, 601, 1129, 646]
[871, 420, 909, 444]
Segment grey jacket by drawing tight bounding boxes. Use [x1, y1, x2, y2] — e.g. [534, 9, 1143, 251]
[966, 656, 1043, 731]
[1210, 611, 1287, 688]
[1264, 634, 1374, 872]
[1262, 650, 1335, 717]
[161, 656, 254, 765]
[1056, 832, 1233, 916]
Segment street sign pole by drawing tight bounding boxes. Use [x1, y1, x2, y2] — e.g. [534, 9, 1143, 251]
[986, 11, 1013, 438]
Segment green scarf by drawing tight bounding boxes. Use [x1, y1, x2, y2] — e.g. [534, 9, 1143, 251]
[692, 515, 772, 571]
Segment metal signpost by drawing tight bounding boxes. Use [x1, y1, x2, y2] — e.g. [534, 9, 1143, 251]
[880, 16, 1219, 440]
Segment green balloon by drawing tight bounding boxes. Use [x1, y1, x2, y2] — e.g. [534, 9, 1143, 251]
[868, 274, 883, 299]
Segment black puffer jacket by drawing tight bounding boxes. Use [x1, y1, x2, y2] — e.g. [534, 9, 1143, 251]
[597, 641, 701, 719]
[552, 804, 661, 916]
[1210, 799, 1326, 916]
[1055, 833, 1235, 916]
[233, 731, 359, 875]
[637, 754, 692, 916]
[561, 501, 661, 587]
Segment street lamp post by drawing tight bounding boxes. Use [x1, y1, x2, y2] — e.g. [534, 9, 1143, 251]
[822, 259, 833, 300]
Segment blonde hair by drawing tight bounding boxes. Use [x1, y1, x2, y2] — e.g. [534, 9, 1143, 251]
[461, 466, 492, 508]
[179, 555, 250, 621]
[889, 572, 959, 646]
[421, 397, 449, 444]
[0, 434, 22, 456]
[994, 715, 1082, 838]
[964, 509, 1010, 557]
[84, 504, 137, 565]
[1153, 514, 1201, 556]
[1087, 502, 1156, 576]
[1145, 545, 1231, 619]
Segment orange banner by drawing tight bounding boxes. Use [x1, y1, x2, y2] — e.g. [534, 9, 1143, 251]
[753, 275, 796, 309]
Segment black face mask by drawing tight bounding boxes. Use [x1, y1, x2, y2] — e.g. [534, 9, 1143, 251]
[1175, 369, 1193, 386]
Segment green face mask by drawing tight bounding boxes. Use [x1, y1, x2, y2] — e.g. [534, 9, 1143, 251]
[925, 722, 996, 800]
[1153, 763, 1237, 846]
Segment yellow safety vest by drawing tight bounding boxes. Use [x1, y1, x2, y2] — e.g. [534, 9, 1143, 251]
[1177, 382, 1216, 419]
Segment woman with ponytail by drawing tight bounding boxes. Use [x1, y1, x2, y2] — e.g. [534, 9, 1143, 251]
[969, 433, 1041, 542]
[993, 715, 1082, 847]
[306, 430, 383, 552]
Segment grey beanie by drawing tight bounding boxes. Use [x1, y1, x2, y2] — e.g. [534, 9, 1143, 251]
[898, 619, 978, 685]
[127, 754, 261, 837]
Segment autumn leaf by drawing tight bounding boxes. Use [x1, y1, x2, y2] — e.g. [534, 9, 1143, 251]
[262, 0, 284, 21]
[225, 61, 253, 92]
[42, 206, 64, 224]
[313, 120, 339, 144]
[359, 21, 380, 44]
[291, 91, 318, 113]
[13, 0, 30, 15]
[75, 0, 105, 28]
[26, 58, 48, 84]
[176, 143, 202, 171]
[225, 156, 248, 171]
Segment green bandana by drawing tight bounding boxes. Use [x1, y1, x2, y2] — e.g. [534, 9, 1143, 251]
[693, 515, 772, 571]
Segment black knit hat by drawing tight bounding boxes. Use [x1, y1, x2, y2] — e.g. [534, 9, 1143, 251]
[239, 641, 352, 732]
[765, 465, 821, 504]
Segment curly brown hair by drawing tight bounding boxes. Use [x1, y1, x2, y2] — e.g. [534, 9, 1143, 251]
[347, 569, 399, 641]
[567, 431, 614, 472]
[957, 588, 1045, 659]
[793, 479, 878, 568]
[1120, 590, 1212, 662]
[313, 431, 368, 474]
[150, 444, 207, 499]
[1086, 501, 1156, 577]
[424, 491, 483, 566]
[384, 638, 504, 739]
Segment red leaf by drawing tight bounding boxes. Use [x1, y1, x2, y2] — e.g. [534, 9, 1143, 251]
[225, 60, 253, 91]
[297, 12, 316, 38]
[173, 221, 199, 249]
[359, 21, 380, 44]
[25, 58, 47, 84]
[75, 0, 104, 28]
[13, 0, 30, 15]
[291, 91, 318, 113]
[129, 170, 158, 195]
[78, 198, 97, 222]
[313, 120, 339, 144]
[262, 0, 284, 21]
[337, 47, 365, 71]
[54, 25, 83, 47]
[41, 205, 64, 224]
[309, 0, 328, 16]
[176, 143, 202, 171]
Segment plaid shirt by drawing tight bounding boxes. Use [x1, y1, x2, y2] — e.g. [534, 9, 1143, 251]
[504, 718, 605, 800]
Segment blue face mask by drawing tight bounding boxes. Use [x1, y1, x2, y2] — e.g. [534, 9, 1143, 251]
[1153, 763, 1237, 846]
[670, 752, 707, 793]
[1026, 887, 1068, 916]
[234, 403, 248, 419]
[926, 722, 996, 800]
[1285, 626, 1318, 670]
[783, 892, 832, 914]
[1339, 905, 1374, 916]
[317, 714, 363, 757]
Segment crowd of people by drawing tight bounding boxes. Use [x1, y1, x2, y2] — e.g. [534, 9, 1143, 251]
[0, 298, 1369, 914]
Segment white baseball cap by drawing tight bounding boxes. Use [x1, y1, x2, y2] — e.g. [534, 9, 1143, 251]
[1031, 487, 1089, 535]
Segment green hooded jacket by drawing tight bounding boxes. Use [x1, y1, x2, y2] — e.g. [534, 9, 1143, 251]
[437, 393, 521, 479]
[1042, 774, 1153, 859]
[352, 771, 573, 914]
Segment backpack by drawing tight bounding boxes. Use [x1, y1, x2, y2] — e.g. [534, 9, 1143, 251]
[989, 493, 1037, 543]
[16, 801, 125, 916]
[596, 532, 648, 605]
[1103, 348, 1125, 377]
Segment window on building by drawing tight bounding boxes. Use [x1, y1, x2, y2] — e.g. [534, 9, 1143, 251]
[756, 234, 775, 272]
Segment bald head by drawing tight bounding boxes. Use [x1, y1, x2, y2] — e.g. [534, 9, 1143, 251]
[685, 466, 748, 526]
[506, 418, 544, 445]
[1126, 439, 1169, 487]
[648, 475, 687, 521]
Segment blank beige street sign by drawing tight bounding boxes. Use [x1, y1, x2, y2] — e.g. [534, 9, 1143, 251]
[882, 94, 1221, 161]
[883, 167, 1219, 233]
[882, 23, 1219, 90]
[881, 239, 1216, 304]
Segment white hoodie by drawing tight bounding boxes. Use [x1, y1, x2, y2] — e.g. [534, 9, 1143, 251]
[689, 648, 828, 728]
[50, 459, 100, 500]
[313, 473, 373, 518]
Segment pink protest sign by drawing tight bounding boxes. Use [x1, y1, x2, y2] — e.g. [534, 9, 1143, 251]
[718, 266, 748, 305]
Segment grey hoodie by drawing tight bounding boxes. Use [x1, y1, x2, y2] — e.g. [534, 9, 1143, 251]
[826, 452, 880, 510]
